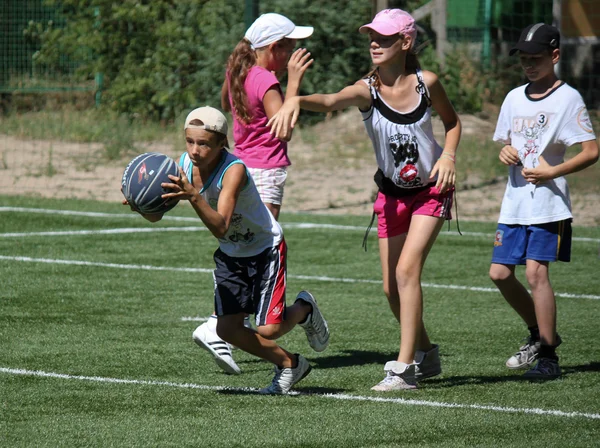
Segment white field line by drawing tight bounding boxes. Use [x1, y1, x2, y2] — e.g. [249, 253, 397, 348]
[180, 316, 209, 322]
[1, 367, 598, 420]
[1, 207, 599, 242]
[0, 255, 599, 301]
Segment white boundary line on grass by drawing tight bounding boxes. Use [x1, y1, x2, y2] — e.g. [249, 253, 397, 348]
[1, 255, 599, 301]
[0, 227, 207, 237]
[1, 207, 599, 242]
[1, 367, 598, 420]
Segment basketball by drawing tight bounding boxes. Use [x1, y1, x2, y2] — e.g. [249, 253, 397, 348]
[121, 152, 179, 215]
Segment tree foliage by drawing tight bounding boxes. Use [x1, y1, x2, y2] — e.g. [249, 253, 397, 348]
[31, 0, 490, 122]
[32, 0, 373, 122]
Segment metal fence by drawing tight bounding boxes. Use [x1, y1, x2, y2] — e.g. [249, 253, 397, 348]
[1, 0, 597, 104]
[0, 0, 95, 94]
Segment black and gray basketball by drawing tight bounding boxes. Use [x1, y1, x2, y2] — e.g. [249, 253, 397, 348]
[121, 152, 179, 215]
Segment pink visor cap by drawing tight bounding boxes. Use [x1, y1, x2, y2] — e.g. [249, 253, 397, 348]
[359, 9, 417, 41]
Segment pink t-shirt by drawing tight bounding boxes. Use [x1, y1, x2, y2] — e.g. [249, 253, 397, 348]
[228, 66, 290, 169]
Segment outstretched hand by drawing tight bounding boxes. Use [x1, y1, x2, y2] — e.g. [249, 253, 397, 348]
[522, 155, 555, 185]
[267, 97, 301, 140]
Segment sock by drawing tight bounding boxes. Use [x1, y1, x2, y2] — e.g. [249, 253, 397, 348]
[539, 344, 559, 361]
[528, 325, 540, 342]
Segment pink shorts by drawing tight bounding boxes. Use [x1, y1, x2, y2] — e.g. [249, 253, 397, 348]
[374, 186, 453, 238]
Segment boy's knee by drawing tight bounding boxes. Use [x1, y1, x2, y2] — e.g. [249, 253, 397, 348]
[525, 265, 549, 289]
[489, 264, 512, 283]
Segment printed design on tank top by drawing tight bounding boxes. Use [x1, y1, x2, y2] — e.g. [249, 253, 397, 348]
[207, 188, 256, 245]
[512, 112, 551, 167]
[227, 213, 256, 244]
[389, 133, 422, 187]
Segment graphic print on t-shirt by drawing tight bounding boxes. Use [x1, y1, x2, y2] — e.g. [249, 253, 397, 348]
[512, 112, 551, 168]
[389, 132, 422, 187]
[227, 213, 255, 244]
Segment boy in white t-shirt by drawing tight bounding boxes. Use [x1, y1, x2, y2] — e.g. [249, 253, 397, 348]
[489, 24, 598, 379]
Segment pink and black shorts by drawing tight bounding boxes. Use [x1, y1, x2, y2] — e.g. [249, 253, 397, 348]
[374, 185, 453, 238]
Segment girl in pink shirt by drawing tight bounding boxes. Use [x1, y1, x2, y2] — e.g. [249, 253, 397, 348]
[221, 13, 313, 220]
[192, 14, 314, 377]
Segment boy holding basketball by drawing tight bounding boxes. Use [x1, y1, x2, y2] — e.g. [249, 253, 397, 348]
[133, 106, 329, 394]
[489, 24, 598, 379]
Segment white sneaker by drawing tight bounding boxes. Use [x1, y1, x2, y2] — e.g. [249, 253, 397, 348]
[296, 291, 330, 352]
[414, 344, 442, 379]
[371, 361, 417, 391]
[506, 336, 540, 369]
[259, 354, 312, 395]
[192, 322, 241, 375]
[506, 334, 562, 369]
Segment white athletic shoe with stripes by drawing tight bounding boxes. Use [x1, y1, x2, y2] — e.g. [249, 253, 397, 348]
[193, 322, 241, 375]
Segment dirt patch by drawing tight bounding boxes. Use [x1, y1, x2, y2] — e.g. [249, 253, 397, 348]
[0, 110, 598, 226]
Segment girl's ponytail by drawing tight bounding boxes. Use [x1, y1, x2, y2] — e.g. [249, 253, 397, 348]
[227, 38, 256, 124]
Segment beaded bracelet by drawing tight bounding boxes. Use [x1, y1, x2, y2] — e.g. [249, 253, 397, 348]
[440, 153, 456, 162]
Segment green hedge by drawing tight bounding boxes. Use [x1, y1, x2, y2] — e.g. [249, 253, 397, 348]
[30, 0, 514, 122]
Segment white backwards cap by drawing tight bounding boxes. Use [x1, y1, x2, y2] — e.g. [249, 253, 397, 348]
[184, 106, 229, 147]
[245, 13, 313, 50]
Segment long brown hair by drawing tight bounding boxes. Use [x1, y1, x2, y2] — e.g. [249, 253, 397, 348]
[226, 38, 257, 124]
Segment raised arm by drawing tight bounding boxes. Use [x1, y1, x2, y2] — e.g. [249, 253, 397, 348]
[268, 81, 371, 139]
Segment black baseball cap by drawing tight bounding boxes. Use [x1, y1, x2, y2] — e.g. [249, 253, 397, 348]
[509, 23, 560, 56]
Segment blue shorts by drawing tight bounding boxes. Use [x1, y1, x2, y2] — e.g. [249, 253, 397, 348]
[491, 220, 572, 265]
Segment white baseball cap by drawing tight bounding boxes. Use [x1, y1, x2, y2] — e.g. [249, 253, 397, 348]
[245, 13, 313, 50]
[184, 106, 229, 147]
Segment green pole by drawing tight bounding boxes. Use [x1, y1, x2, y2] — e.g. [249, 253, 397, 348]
[94, 7, 103, 107]
[482, 0, 493, 69]
[244, 0, 259, 29]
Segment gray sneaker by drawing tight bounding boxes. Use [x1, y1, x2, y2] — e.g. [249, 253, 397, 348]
[506, 334, 562, 369]
[296, 291, 330, 352]
[523, 357, 561, 379]
[414, 344, 442, 379]
[371, 361, 417, 391]
[259, 354, 312, 395]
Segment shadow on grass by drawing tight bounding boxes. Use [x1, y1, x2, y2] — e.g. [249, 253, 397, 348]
[308, 349, 398, 369]
[216, 385, 347, 396]
[238, 349, 397, 370]
[421, 361, 600, 388]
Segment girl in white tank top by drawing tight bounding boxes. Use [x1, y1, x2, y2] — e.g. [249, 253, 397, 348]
[267, 9, 462, 391]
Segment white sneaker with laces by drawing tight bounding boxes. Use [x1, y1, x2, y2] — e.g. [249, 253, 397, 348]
[371, 361, 417, 391]
[506, 336, 540, 369]
[295, 291, 330, 352]
[259, 354, 312, 395]
[414, 344, 442, 380]
[192, 322, 241, 375]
